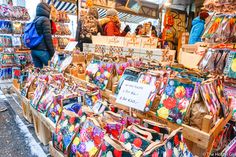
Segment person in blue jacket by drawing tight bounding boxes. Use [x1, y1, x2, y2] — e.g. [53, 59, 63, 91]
[189, 11, 209, 44]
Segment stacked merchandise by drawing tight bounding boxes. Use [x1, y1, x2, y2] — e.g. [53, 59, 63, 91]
[195, 0, 236, 154]
[51, 10, 71, 50]
[0, 3, 31, 81]
[20, 67, 194, 157]
[16, 48, 233, 156]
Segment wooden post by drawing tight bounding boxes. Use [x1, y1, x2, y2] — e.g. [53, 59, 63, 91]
[202, 115, 213, 133]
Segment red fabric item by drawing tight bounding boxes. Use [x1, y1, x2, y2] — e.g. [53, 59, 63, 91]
[51, 21, 57, 35]
[104, 21, 126, 36]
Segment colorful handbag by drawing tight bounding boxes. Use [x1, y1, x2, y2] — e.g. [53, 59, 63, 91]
[142, 119, 171, 139]
[52, 110, 82, 155]
[128, 124, 163, 143]
[143, 128, 193, 157]
[37, 86, 55, 114]
[99, 134, 133, 157]
[31, 79, 47, 109]
[70, 118, 105, 157]
[156, 78, 195, 124]
[46, 94, 64, 124]
[21, 73, 36, 97]
[200, 79, 222, 122]
[119, 128, 152, 157]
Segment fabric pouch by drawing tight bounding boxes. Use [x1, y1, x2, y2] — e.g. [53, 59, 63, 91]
[142, 119, 171, 139]
[99, 134, 133, 157]
[70, 118, 105, 157]
[156, 78, 195, 125]
[143, 128, 193, 157]
[31, 80, 47, 109]
[52, 110, 82, 155]
[119, 128, 152, 157]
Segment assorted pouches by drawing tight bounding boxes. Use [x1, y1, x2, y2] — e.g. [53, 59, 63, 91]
[156, 78, 195, 125]
[198, 49, 229, 74]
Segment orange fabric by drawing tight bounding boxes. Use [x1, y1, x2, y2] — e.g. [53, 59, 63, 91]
[104, 21, 126, 36]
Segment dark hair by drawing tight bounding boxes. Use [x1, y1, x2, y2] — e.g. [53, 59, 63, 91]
[135, 25, 143, 35]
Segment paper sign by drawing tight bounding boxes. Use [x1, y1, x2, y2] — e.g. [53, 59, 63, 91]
[116, 80, 154, 111]
[64, 41, 78, 51]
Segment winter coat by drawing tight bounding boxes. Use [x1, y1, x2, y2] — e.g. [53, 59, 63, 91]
[32, 2, 55, 58]
[189, 16, 205, 44]
[101, 18, 126, 36]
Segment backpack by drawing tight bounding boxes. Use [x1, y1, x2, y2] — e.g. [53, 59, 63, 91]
[23, 17, 43, 48]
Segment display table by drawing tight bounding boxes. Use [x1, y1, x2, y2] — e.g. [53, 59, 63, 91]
[69, 74, 233, 157]
[12, 75, 232, 156]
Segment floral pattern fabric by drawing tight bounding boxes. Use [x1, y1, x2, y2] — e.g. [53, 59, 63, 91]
[52, 110, 82, 154]
[156, 79, 195, 125]
[119, 129, 151, 157]
[70, 119, 105, 157]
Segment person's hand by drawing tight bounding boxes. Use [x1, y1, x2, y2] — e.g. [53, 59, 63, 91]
[124, 25, 131, 33]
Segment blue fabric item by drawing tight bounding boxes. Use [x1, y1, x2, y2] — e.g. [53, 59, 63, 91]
[23, 18, 43, 48]
[189, 17, 205, 44]
[31, 50, 50, 69]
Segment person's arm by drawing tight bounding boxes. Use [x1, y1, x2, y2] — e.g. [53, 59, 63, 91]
[97, 23, 104, 35]
[105, 22, 115, 36]
[42, 18, 55, 58]
[75, 20, 82, 41]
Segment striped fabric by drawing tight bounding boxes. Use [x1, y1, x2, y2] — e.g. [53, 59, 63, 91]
[46, 0, 76, 14]
[97, 8, 149, 23]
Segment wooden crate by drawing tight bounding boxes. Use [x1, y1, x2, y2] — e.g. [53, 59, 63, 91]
[106, 91, 232, 157]
[30, 105, 52, 145]
[49, 141, 65, 157]
[21, 96, 33, 123]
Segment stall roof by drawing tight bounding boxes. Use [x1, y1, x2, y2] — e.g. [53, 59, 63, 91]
[45, 0, 193, 23]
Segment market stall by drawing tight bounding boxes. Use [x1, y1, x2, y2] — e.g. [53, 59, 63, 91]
[1, 0, 235, 157]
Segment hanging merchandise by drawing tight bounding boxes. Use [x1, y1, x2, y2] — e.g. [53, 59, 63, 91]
[224, 51, 236, 79]
[202, 14, 236, 43]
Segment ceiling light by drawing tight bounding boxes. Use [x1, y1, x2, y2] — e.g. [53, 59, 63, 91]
[164, 0, 171, 6]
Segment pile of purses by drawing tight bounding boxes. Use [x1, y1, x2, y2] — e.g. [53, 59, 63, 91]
[199, 48, 236, 79]
[202, 15, 236, 43]
[203, 0, 236, 13]
[52, 105, 193, 157]
[0, 5, 30, 20]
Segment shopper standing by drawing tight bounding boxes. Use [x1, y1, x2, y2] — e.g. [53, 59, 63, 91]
[189, 11, 209, 44]
[31, 2, 55, 68]
[76, 7, 103, 51]
[101, 9, 130, 36]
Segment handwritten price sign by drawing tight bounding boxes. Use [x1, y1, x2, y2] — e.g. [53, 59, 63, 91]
[116, 80, 153, 111]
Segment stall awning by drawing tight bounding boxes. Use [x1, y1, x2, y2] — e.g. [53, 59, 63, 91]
[46, 0, 77, 14]
[98, 8, 149, 24]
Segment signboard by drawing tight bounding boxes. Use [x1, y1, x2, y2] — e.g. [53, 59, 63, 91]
[116, 80, 153, 111]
